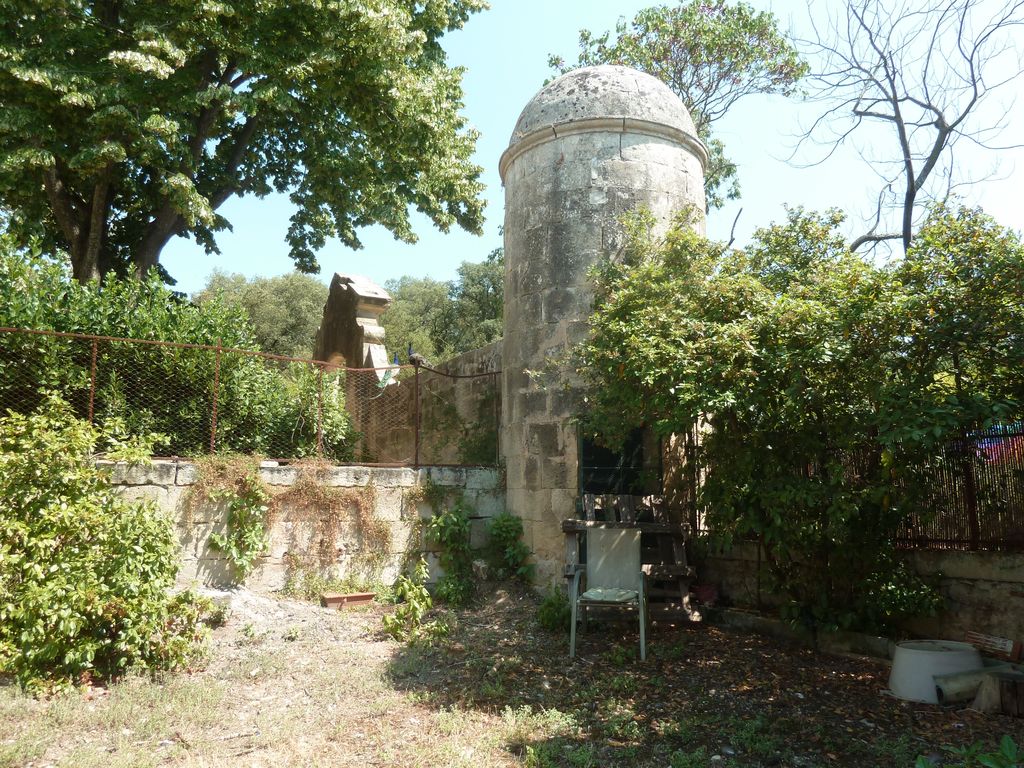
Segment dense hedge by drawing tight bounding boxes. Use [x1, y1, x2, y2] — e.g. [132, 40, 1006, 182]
[0, 396, 211, 690]
[0, 241, 352, 460]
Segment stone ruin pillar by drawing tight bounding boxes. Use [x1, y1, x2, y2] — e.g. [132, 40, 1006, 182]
[499, 65, 707, 584]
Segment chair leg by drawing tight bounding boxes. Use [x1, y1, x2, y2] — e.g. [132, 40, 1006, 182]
[639, 600, 647, 661]
[570, 599, 577, 659]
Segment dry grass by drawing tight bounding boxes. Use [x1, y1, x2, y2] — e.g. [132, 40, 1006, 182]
[0, 591, 521, 768]
[3, 587, 1019, 768]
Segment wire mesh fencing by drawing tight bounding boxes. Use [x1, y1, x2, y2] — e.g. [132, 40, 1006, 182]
[0, 327, 500, 466]
[897, 422, 1024, 551]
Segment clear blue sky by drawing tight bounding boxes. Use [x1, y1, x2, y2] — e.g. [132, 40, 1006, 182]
[161, 0, 1024, 296]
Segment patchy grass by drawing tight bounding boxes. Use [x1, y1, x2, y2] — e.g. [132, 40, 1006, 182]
[1, 586, 1018, 767]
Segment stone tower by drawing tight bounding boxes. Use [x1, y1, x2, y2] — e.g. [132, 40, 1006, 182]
[499, 65, 707, 584]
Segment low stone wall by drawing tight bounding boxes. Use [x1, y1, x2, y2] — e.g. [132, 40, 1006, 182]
[104, 460, 505, 591]
[700, 543, 1024, 642]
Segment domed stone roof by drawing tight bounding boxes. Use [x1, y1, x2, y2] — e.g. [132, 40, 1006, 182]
[509, 65, 699, 144]
[501, 65, 704, 180]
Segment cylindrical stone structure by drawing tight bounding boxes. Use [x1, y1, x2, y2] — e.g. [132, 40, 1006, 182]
[499, 65, 707, 584]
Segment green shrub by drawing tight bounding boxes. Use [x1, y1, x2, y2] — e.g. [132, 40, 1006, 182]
[487, 511, 533, 581]
[199, 458, 272, 581]
[0, 395, 209, 690]
[382, 558, 447, 644]
[537, 586, 571, 633]
[425, 495, 475, 606]
[0, 243, 353, 461]
[923, 736, 1021, 768]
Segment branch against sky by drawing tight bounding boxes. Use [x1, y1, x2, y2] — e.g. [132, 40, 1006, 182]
[0, 0, 487, 284]
[796, 0, 1024, 253]
[549, 0, 808, 211]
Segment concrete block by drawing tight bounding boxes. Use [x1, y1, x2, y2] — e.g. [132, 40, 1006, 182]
[325, 466, 371, 487]
[465, 468, 501, 491]
[470, 518, 491, 550]
[422, 466, 467, 487]
[103, 460, 178, 486]
[175, 463, 198, 485]
[372, 468, 417, 487]
[469, 490, 506, 519]
[372, 487, 404, 523]
[261, 466, 298, 486]
[527, 423, 561, 456]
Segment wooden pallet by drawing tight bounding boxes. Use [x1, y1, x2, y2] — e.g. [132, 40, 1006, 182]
[563, 494, 700, 622]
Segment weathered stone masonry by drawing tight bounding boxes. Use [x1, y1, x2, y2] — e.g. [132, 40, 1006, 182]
[104, 460, 505, 590]
[499, 65, 708, 583]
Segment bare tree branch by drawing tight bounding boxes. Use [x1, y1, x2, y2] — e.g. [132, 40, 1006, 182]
[795, 0, 1024, 252]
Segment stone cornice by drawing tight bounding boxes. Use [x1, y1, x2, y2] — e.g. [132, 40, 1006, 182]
[499, 116, 709, 183]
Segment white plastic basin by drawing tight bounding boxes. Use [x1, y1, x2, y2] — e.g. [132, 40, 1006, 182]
[888, 640, 983, 703]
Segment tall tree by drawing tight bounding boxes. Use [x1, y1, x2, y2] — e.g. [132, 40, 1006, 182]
[798, 0, 1024, 251]
[550, 0, 807, 209]
[0, 0, 486, 283]
[192, 271, 328, 358]
[381, 248, 504, 363]
[380, 275, 450, 364]
[431, 247, 503, 357]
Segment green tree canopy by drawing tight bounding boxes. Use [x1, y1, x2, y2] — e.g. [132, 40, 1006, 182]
[0, 0, 486, 283]
[578, 204, 1024, 630]
[193, 270, 328, 358]
[381, 275, 450, 364]
[549, 0, 807, 209]
[381, 247, 503, 364]
[431, 247, 503, 357]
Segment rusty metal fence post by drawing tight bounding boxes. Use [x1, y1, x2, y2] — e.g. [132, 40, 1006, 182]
[413, 365, 421, 469]
[210, 338, 222, 454]
[316, 362, 324, 459]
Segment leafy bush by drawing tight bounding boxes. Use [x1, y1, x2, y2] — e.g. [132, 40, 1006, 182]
[426, 496, 475, 605]
[921, 736, 1021, 768]
[193, 457, 272, 581]
[0, 241, 353, 460]
[0, 395, 209, 689]
[537, 587, 571, 633]
[579, 205, 1024, 632]
[382, 558, 447, 644]
[487, 511, 533, 581]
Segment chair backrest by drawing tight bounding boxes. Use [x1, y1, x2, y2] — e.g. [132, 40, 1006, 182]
[586, 528, 642, 592]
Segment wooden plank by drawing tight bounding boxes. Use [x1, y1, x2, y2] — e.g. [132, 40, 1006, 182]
[643, 564, 697, 579]
[562, 519, 685, 534]
[1000, 675, 1024, 717]
[965, 631, 1023, 662]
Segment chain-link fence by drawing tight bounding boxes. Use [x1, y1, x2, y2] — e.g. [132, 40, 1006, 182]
[0, 327, 500, 466]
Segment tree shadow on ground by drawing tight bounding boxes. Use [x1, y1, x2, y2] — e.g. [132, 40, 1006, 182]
[383, 584, 1018, 768]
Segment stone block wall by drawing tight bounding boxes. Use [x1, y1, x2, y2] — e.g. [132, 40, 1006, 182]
[699, 542, 1024, 642]
[103, 460, 505, 591]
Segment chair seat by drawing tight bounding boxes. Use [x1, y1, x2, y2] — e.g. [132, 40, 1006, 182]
[580, 587, 639, 603]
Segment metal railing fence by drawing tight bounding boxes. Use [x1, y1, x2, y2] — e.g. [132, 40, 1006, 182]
[0, 327, 500, 467]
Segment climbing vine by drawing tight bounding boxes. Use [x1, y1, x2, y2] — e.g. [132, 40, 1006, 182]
[188, 456, 271, 581]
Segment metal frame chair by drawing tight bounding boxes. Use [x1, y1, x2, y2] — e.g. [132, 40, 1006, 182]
[569, 528, 647, 661]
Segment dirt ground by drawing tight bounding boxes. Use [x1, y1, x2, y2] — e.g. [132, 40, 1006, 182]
[1, 586, 1020, 768]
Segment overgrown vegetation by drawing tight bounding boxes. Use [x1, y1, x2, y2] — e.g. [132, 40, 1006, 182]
[579, 204, 1024, 632]
[275, 467, 391, 585]
[426, 494, 475, 606]
[193, 270, 328, 358]
[486, 511, 533, 581]
[927, 736, 1021, 768]
[537, 586, 572, 633]
[188, 456, 272, 581]
[0, 243, 354, 460]
[382, 247, 503, 363]
[381, 557, 448, 644]
[0, 395, 211, 690]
